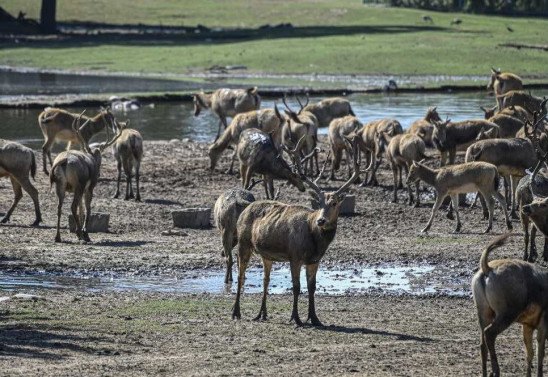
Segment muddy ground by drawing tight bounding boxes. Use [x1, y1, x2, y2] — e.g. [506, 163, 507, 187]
[0, 137, 541, 376]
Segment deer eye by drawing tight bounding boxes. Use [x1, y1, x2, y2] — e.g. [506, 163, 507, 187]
[331, 201, 337, 207]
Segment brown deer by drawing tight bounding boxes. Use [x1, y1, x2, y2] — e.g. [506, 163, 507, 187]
[472, 233, 548, 377]
[193, 87, 261, 140]
[302, 97, 355, 128]
[486, 68, 523, 109]
[406, 161, 511, 233]
[407, 107, 442, 147]
[38, 107, 117, 175]
[328, 115, 362, 180]
[499, 90, 547, 115]
[50, 112, 123, 243]
[0, 139, 42, 226]
[208, 105, 284, 173]
[236, 128, 305, 199]
[112, 122, 143, 201]
[480, 104, 532, 123]
[232, 138, 360, 326]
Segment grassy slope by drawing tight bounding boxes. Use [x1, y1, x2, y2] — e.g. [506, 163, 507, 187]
[1, 0, 547, 77]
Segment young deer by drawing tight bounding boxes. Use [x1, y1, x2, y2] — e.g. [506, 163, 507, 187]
[236, 128, 305, 199]
[50, 112, 123, 243]
[112, 121, 143, 201]
[407, 107, 442, 147]
[38, 107, 116, 175]
[0, 139, 42, 226]
[193, 87, 261, 140]
[472, 233, 548, 377]
[232, 138, 360, 326]
[406, 161, 511, 233]
[302, 97, 354, 128]
[486, 68, 523, 109]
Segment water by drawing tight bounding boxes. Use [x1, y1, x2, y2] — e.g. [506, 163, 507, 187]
[1, 92, 497, 149]
[0, 265, 469, 297]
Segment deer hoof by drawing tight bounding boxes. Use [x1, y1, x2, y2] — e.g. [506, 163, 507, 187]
[506, 221, 513, 230]
[31, 218, 42, 227]
[135, 196, 141, 202]
[307, 315, 323, 327]
[291, 314, 304, 327]
[55, 235, 62, 243]
[0, 216, 9, 224]
[446, 212, 455, 220]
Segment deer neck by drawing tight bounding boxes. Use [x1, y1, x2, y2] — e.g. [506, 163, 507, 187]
[416, 165, 437, 186]
[307, 212, 337, 258]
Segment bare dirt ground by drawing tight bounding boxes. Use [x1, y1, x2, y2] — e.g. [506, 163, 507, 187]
[0, 137, 540, 376]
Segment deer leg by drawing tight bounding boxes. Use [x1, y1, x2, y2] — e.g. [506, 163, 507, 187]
[344, 148, 352, 179]
[266, 177, 274, 199]
[449, 149, 457, 165]
[71, 190, 84, 241]
[522, 217, 531, 261]
[510, 176, 520, 219]
[476, 306, 494, 377]
[18, 175, 42, 226]
[54, 183, 65, 243]
[530, 226, 538, 263]
[330, 147, 342, 181]
[1, 177, 22, 224]
[503, 176, 510, 206]
[114, 158, 122, 198]
[214, 118, 224, 142]
[484, 314, 515, 377]
[523, 325, 534, 377]
[41, 138, 55, 175]
[369, 156, 381, 186]
[422, 193, 445, 233]
[135, 159, 141, 202]
[492, 190, 512, 231]
[477, 193, 489, 220]
[440, 151, 448, 167]
[398, 165, 403, 189]
[124, 160, 133, 200]
[226, 150, 236, 175]
[481, 191, 495, 234]
[537, 322, 546, 377]
[451, 194, 462, 233]
[221, 229, 234, 284]
[391, 165, 398, 203]
[232, 243, 251, 320]
[254, 258, 272, 321]
[305, 263, 322, 326]
[82, 188, 93, 243]
[289, 260, 303, 326]
[359, 152, 371, 187]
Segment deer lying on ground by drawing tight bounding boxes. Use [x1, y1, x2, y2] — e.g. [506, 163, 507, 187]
[112, 121, 143, 201]
[208, 105, 284, 173]
[0, 140, 42, 226]
[375, 133, 428, 205]
[357, 118, 403, 186]
[499, 90, 547, 115]
[328, 115, 362, 180]
[302, 97, 355, 128]
[486, 68, 523, 109]
[193, 87, 261, 140]
[432, 118, 500, 166]
[232, 137, 360, 326]
[50, 112, 123, 243]
[213, 186, 257, 284]
[38, 107, 117, 175]
[472, 233, 548, 377]
[281, 95, 319, 176]
[237, 128, 305, 199]
[408, 107, 442, 147]
[406, 161, 511, 233]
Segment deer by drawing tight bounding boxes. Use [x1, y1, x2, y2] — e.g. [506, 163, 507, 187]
[112, 121, 143, 201]
[193, 87, 261, 140]
[328, 115, 362, 181]
[486, 68, 523, 109]
[407, 107, 442, 147]
[302, 97, 355, 128]
[236, 128, 305, 199]
[208, 105, 284, 174]
[374, 132, 428, 205]
[356, 118, 403, 186]
[0, 139, 42, 226]
[432, 118, 500, 166]
[485, 113, 525, 138]
[480, 104, 532, 123]
[213, 186, 257, 284]
[499, 90, 547, 115]
[38, 107, 117, 176]
[232, 137, 360, 326]
[281, 95, 320, 176]
[472, 233, 548, 377]
[406, 160, 512, 234]
[50, 112, 123, 243]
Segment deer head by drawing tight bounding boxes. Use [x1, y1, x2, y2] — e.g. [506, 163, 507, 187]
[432, 118, 451, 146]
[425, 106, 442, 123]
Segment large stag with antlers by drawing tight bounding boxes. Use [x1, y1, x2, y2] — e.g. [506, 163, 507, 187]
[194, 87, 261, 140]
[50, 112, 123, 243]
[38, 107, 117, 175]
[232, 137, 359, 326]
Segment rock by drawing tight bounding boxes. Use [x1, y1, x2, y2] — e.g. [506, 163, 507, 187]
[310, 195, 356, 215]
[12, 293, 45, 301]
[68, 213, 110, 233]
[0, 296, 11, 302]
[161, 229, 189, 236]
[172, 208, 211, 229]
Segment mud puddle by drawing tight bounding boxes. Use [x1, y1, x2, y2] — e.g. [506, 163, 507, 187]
[0, 264, 469, 297]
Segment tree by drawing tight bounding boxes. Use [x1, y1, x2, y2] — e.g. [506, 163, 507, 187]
[40, 0, 56, 33]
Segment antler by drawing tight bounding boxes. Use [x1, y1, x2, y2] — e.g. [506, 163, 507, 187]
[99, 121, 125, 153]
[524, 108, 548, 182]
[295, 93, 309, 113]
[72, 110, 93, 154]
[333, 136, 360, 197]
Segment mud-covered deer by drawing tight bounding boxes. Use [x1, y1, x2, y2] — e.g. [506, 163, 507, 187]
[193, 87, 261, 140]
[113, 121, 143, 201]
[50, 112, 123, 243]
[38, 107, 116, 175]
[472, 233, 548, 377]
[232, 138, 360, 326]
[0, 139, 42, 226]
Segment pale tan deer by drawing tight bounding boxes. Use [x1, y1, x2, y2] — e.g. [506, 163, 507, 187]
[112, 122, 143, 201]
[302, 97, 355, 128]
[487, 68, 523, 109]
[328, 115, 362, 180]
[407, 107, 442, 147]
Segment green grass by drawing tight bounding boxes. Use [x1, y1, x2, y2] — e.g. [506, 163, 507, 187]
[1, 0, 547, 78]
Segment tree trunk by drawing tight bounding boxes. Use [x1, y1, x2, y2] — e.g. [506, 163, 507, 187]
[40, 0, 57, 33]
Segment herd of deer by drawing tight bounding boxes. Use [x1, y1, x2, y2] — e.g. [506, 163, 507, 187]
[0, 68, 547, 375]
